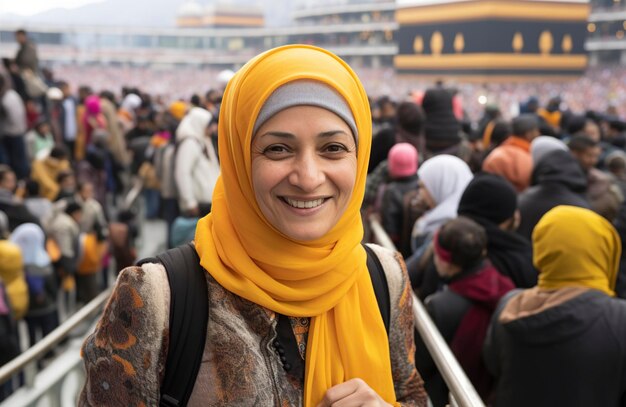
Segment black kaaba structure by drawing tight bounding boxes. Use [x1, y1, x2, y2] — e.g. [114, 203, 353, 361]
[395, 0, 590, 78]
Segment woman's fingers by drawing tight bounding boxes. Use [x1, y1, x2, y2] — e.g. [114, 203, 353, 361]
[318, 378, 390, 407]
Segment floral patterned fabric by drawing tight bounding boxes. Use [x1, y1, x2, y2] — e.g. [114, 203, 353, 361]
[289, 317, 310, 360]
[79, 245, 427, 406]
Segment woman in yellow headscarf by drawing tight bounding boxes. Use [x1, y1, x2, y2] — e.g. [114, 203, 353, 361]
[79, 45, 427, 407]
[484, 205, 626, 407]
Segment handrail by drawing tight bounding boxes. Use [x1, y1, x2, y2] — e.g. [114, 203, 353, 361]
[121, 176, 144, 211]
[367, 215, 485, 407]
[411, 293, 485, 407]
[0, 288, 112, 385]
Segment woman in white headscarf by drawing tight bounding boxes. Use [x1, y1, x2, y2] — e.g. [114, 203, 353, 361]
[174, 106, 220, 217]
[411, 155, 473, 251]
[406, 155, 473, 297]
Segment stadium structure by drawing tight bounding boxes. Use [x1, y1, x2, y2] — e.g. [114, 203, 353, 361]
[586, 0, 626, 65]
[0, 0, 396, 69]
[0, 0, 621, 77]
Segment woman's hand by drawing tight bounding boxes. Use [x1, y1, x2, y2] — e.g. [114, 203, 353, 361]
[317, 378, 393, 407]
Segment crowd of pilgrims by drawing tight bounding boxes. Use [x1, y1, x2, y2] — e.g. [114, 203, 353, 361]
[2, 56, 626, 404]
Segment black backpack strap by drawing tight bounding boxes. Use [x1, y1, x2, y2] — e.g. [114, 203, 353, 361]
[363, 244, 391, 335]
[137, 242, 209, 407]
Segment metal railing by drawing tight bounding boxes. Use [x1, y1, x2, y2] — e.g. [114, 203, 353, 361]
[0, 289, 112, 407]
[368, 215, 485, 407]
[0, 181, 145, 406]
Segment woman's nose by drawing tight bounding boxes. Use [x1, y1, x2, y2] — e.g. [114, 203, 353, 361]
[288, 152, 325, 191]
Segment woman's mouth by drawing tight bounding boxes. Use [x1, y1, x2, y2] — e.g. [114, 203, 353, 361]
[283, 197, 326, 209]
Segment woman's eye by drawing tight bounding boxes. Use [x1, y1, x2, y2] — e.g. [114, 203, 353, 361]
[263, 144, 291, 156]
[323, 143, 349, 154]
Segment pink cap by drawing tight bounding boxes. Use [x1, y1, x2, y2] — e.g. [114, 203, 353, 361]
[388, 143, 419, 178]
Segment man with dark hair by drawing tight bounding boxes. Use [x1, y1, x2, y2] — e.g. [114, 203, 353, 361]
[47, 200, 81, 284]
[368, 101, 424, 173]
[14, 29, 38, 73]
[537, 96, 562, 134]
[469, 119, 512, 172]
[204, 88, 221, 117]
[71, 181, 107, 236]
[511, 114, 541, 140]
[0, 165, 39, 231]
[604, 117, 626, 148]
[0, 74, 29, 179]
[55, 170, 76, 202]
[190, 94, 202, 108]
[569, 135, 601, 172]
[57, 81, 78, 156]
[566, 115, 601, 143]
[23, 178, 52, 223]
[569, 135, 622, 221]
[482, 114, 540, 192]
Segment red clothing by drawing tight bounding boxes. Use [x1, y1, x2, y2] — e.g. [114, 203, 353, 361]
[449, 263, 515, 401]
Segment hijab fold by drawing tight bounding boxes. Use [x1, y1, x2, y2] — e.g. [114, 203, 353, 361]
[194, 45, 397, 406]
[533, 205, 621, 296]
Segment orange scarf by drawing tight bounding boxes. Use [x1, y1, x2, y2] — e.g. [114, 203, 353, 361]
[194, 45, 397, 406]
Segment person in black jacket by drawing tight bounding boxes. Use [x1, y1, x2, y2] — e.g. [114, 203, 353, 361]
[484, 205, 626, 407]
[517, 149, 589, 240]
[458, 173, 537, 288]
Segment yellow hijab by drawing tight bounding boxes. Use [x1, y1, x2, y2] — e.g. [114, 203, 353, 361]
[194, 45, 397, 406]
[533, 205, 621, 296]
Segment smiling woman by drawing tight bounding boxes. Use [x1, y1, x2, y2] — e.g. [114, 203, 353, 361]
[252, 103, 357, 242]
[79, 45, 427, 407]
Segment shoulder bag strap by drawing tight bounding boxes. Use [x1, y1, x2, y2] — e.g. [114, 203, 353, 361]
[138, 242, 209, 407]
[363, 244, 391, 335]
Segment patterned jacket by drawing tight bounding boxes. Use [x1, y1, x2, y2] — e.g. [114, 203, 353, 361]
[79, 244, 428, 406]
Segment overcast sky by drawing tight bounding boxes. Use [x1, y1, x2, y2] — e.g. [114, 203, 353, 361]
[0, 0, 104, 16]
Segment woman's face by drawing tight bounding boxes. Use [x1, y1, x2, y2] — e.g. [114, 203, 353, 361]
[251, 105, 357, 241]
[417, 180, 436, 209]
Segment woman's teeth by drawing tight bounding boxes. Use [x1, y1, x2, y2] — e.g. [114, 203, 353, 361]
[285, 198, 325, 209]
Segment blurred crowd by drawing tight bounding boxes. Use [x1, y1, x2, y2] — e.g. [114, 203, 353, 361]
[363, 81, 626, 405]
[49, 64, 626, 122]
[1, 29, 626, 405]
[0, 30, 226, 400]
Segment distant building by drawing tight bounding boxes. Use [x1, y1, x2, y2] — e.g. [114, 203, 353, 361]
[176, 2, 265, 28]
[0, 1, 396, 69]
[1, 0, 614, 79]
[395, 0, 590, 79]
[586, 0, 626, 65]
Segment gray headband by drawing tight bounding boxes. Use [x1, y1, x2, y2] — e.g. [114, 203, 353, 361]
[253, 80, 358, 139]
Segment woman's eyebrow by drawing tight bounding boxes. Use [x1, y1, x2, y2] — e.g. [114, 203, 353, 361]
[318, 130, 350, 138]
[259, 130, 350, 139]
[259, 131, 295, 139]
